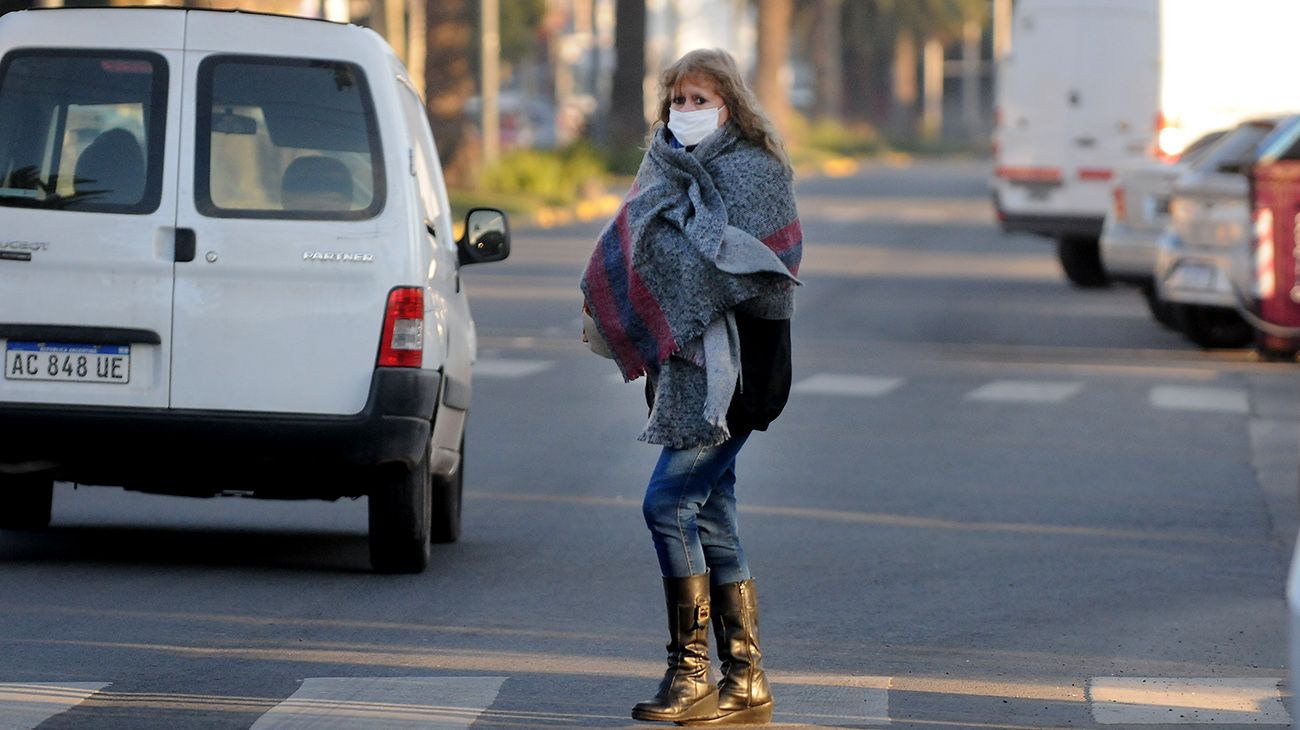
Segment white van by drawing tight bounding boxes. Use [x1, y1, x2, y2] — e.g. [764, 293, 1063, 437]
[992, 0, 1300, 288]
[0, 8, 510, 573]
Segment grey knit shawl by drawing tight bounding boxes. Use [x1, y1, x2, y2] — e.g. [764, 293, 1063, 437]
[584, 122, 801, 448]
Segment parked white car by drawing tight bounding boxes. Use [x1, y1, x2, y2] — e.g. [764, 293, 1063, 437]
[0, 8, 510, 573]
[1154, 120, 1278, 348]
[1100, 130, 1225, 326]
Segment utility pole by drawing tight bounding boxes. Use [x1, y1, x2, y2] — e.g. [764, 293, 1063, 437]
[481, 0, 500, 167]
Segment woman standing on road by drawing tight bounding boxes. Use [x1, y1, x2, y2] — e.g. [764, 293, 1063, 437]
[581, 48, 802, 726]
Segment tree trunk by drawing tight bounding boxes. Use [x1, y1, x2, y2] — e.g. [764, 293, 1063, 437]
[921, 36, 944, 142]
[424, 0, 475, 185]
[890, 30, 917, 138]
[756, 0, 794, 132]
[607, 0, 647, 172]
[811, 0, 843, 121]
[960, 20, 981, 142]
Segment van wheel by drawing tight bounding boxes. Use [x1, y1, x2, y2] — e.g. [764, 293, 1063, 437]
[1056, 236, 1111, 288]
[1174, 304, 1254, 349]
[368, 442, 432, 574]
[0, 475, 53, 531]
[430, 436, 464, 544]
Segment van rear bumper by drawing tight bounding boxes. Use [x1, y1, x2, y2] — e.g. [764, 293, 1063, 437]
[997, 211, 1105, 238]
[0, 368, 440, 497]
[993, 193, 1105, 238]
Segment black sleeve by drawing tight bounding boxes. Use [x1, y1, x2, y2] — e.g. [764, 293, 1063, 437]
[726, 312, 792, 433]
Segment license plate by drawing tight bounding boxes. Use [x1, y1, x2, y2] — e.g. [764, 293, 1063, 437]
[1180, 264, 1217, 291]
[4, 341, 130, 384]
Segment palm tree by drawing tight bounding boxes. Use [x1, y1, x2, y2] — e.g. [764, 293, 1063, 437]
[755, 0, 794, 132]
[423, 0, 476, 184]
[607, 0, 647, 172]
[879, 0, 987, 141]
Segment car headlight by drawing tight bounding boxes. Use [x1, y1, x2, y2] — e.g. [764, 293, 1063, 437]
[1170, 196, 1249, 247]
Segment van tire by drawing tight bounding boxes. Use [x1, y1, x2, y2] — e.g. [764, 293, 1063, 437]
[429, 436, 463, 544]
[368, 442, 432, 574]
[1056, 236, 1111, 288]
[1174, 304, 1254, 349]
[0, 475, 53, 531]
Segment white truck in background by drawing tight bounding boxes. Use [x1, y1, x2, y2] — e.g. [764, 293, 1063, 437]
[991, 0, 1300, 287]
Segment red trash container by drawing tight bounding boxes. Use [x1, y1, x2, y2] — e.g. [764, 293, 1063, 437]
[1249, 115, 1300, 357]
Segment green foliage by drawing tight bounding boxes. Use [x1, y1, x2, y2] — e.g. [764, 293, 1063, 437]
[499, 0, 546, 64]
[801, 118, 886, 157]
[479, 143, 608, 206]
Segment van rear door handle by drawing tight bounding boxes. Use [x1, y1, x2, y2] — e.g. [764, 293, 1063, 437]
[175, 228, 196, 263]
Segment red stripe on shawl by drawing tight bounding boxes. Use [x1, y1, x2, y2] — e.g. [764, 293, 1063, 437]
[618, 206, 677, 362]
[762, 219, 802, 253]
[762, 218, 802, 276]
[587, 205, 647, 371]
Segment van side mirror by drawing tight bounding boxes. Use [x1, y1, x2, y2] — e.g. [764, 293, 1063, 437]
[458, 207, 510, 265]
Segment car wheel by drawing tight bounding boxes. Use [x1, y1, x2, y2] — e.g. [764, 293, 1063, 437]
[1255, 333, 1300, 362]
[1139, 282, 1178, 330]
[1175, 304, 1254, 349]
[368, 440, 432, 574]
[1056, 236, 1111, 288]
[429, 435, 464, 545]
[0, 474, 53, 531]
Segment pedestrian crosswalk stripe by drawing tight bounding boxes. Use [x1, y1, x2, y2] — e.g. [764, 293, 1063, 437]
[1088, 677, 1290, 724]
[1149, 386, 1249, 414]
[792, 374, 903, 397]
[473, 359, 553, 378]
[250, 676, 507, 729]
[0, 682, 110, 730]
[966, 380, 1083, 403]
[771, 680, 889, 727]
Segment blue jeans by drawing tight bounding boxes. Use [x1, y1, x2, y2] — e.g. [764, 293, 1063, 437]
[642, 432, 752, 584]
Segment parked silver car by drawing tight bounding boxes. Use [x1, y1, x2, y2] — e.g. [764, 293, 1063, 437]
[1101, 130, 1225, 327]
[1154, 119, 1280, 348]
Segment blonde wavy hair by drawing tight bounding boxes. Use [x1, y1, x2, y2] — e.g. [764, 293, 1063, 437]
[653, 48, 791, 172]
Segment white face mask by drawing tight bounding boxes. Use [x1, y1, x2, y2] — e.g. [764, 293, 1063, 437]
[668, 106, 724, 147]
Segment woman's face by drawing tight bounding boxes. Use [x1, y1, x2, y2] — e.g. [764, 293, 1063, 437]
[670, 75, 730, 126]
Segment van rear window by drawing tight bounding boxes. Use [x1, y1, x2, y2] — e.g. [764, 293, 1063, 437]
[0, 50, 166, 214]
[195, 56, 385, 220]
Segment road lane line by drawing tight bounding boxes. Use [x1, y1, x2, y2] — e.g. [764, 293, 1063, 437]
[792, 374, 903, 397]
[473, 359, 554, 378]
[250, 677, 506, 729]
[0, 682, 109, 730]
[1089, 677, 1290, 724]
[965, 380, 1083, 403]
[1149, 385, 1249, 414]
[771, 679, 890, 727]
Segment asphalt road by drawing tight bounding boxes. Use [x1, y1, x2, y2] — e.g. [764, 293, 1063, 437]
[2, 158, 1298, 729]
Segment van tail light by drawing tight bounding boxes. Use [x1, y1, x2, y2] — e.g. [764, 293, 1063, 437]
[1254, 207, 1276, 299]
[378, 287, 424, 367]
[1111, 184, 1127, 223]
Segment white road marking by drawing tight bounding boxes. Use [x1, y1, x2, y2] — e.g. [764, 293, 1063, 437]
[1149, 386, 1249, 414]
[792, 374, 903, 397]
[250, 677, 506, 729]
[771, 681, 890, 727]
[473, 359, 554, 378]
[0, 682, 109, 730]
[1089, 677, 1290, 724]
[965, 380, 1083, 403]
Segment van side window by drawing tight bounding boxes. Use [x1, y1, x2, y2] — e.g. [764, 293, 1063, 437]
[195, 56, 385, 220]
[0, 51, 166, 214]
[398, 85, 441, 225]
